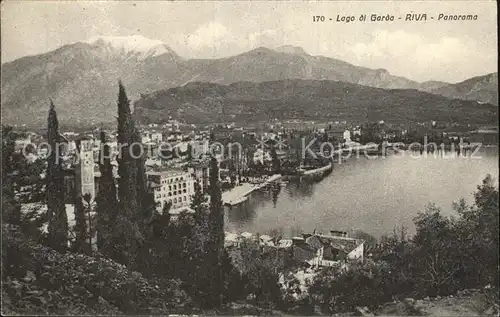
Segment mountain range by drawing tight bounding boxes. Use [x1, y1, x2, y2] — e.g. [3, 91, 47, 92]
[427, 72, 498, 105]
[1, 35, 497, 126]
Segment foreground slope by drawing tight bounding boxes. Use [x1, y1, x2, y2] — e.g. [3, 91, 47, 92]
[1, 224, 193, 315]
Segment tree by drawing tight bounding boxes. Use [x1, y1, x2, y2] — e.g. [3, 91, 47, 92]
[139, 201, 173, 278]
[208, 157, 224, 254]
[205, 156, 225, 306]
[72, 196, 89, 254]
[454, 175, 499, 288]
[46, 101, 68, 252]
[2, 126, 21, 225]
[309, 260, 394, 314]
[187, 142, 193, 162]
[95, 130, 118, 253]
[83, 193, 95, 251]
[113, 81, 144, 267]
[2, 126, 46, 241]
[412, 204, 460, 296]
[117, 81, 140, 218]
[230, 240, 284, 309]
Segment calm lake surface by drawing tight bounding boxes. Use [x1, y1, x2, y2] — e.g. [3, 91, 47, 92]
[225, 148, 499, 238]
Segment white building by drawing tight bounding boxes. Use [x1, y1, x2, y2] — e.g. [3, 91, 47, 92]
[253, 148, 271, 164]
[147, 169, 195, 212]
[343, 130, 351, 142]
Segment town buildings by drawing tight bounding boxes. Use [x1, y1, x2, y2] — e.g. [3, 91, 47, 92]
[470, 126, 499, 145]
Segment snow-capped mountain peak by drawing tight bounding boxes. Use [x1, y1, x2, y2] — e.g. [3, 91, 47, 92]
[86, 35, 173, 59]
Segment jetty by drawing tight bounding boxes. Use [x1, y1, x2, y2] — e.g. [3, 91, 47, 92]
[298, 162, 333, 177]
[222, 183, 256, 206]
[299, 162, 333, 176]
[222, 174, 282, 206]
[224, 196, 248, 207]
[256, 174, 282, 189]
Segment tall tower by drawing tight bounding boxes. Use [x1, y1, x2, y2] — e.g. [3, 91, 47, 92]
[75, 137, 95, 200]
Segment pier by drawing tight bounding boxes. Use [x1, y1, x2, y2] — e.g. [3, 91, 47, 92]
[222, 174, 282, 206]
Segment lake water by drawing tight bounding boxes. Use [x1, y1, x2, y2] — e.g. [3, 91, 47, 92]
[225, 147, 499, 238]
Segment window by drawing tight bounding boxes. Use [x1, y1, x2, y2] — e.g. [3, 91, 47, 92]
[183, 189, 186, 194]
[183, 183, 186, 188]
[183, 196, 186, 201]
[168, 192, 172, 196]
[174, 184, 177, 190]
[174, 198, 177, 203]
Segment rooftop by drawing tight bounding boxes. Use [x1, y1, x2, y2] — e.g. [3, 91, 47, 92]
[310, 234, 363, 254]
[146, 168, 188, 177]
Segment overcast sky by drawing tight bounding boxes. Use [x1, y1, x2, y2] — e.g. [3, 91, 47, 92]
[1, 1, 497, 83]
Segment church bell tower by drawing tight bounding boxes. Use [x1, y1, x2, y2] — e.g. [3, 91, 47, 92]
[75, 137, 95, 200]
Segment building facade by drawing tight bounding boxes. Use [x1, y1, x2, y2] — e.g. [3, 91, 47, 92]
[147, 169, 196, 212]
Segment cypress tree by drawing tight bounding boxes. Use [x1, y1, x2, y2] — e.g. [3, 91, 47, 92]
[133, 128, 154, 221]
[46, 101, 68, 252]
[209, 156, 223, 253]
[114, 81, 143, 267]
[187, 142, 193, 162]
[191, 180, 210, 268]
[95, 130, 118, 252]
[117, 81, 139, 219]
[207, 156, 224, 306]
[72, 196, 89, 253]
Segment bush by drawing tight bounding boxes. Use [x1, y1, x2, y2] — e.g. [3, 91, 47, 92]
[309, 260, 397, 314]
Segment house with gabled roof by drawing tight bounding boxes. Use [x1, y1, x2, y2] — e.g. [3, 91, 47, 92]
[290, 230, 364, 269]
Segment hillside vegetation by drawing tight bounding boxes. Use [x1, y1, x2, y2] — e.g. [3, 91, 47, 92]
[134, 80, 498, 124]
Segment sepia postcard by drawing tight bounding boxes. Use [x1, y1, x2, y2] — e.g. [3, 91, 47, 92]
[1, 1, 498, 316]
